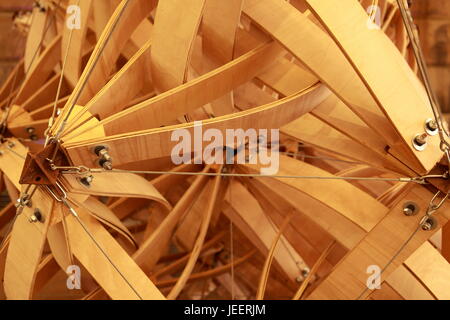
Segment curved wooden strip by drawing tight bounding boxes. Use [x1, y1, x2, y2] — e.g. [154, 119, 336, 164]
[62, 0, 93, 88]
[242, 0, 399, 146]
[78, 196, 137, 248]
[156, 250, 255, 289]
[63, 41, 283, 140]
[20, 73, 69, 112]
[0, 60, 25, 103]
[241, 155, 389, 232]
[91, 0, 121, 40]
[65, 205, 164, 300]
[307, 186, 450, 300]
[65, 38, 152, 132]
[133, 166, 212, 272]
[292, 241, 336, 300]
[304, 0, 441, 173]
[404, 241, 450, 299]
[64, 84, 329, 167]
[167, 172, 222, 299]
[256, 210, 295, 300]
[24, 7, 49, 72]
[0, 139, 28, 189]
[225, 180, 306, 282]
[386, 265, 434, 300]
[202, 0, 243, 116]
[61, 171, 171, 211]
[15, 34, 62, 105]
[4, 189, 54, 299]
[151, 0, 206, 92]
[52, 0, 157, 135]
[282, 113, 413, 175]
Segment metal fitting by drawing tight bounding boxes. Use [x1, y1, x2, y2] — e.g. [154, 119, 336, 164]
[412, 133, 428, 151]
[94, 145, 113, 170]
[29, 209, 44, 223]
[425, 119, 438, 136]
[402, 201, 419, 216]
[421, 216, 437, 231]
[79, 175, 94, 187]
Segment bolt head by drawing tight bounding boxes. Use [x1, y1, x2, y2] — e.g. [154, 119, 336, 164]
[414, 134, 427, 146]
[80, 175, 94, 187]
[102, 161, 113, 171]
[301, 268, 310, 278]
[422, 222, 432, 231]
[403, 207, 413, 216]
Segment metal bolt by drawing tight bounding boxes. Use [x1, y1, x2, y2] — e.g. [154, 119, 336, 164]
[421, 217, 436, 231]
[29, 209, 43, 223]
[402, 202, 419, 216]
[100, 159, 113, 170]
[94, 146, 113, 170]
[426, 119, 438, 131]
[425, 119, 438, 136]
[413, 133, 428, 151]
[414, 133, 427, 146]
[403, 207, 413, 216]
[26, 127, 35, 135]
[422, 220, 432, 231]
[301, 268, 310, 278]
[79, 175, 94, 187]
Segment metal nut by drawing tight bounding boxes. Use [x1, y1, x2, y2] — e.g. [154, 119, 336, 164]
[421, 216, 437, 231]
[425, 119, 438, 136]
[403, 202, 419, 216]
[412, 133, 428, 151]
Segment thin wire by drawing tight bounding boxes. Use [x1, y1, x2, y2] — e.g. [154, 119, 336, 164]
[280, 152, 363, 165]
[59, 204, 74, 266]
[61, 198, 143, 300]
[61, 168, 424, 184]
[45, 0, 80, 145]
[52, 0, 131, 140]
[229, 201, 235, 300]
[225, 170, 236, 300]
[356, 224, 421, 300]
[356, 189, 448, 300]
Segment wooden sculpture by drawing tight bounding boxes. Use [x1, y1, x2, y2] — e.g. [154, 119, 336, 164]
[0, 0, 449, 300]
